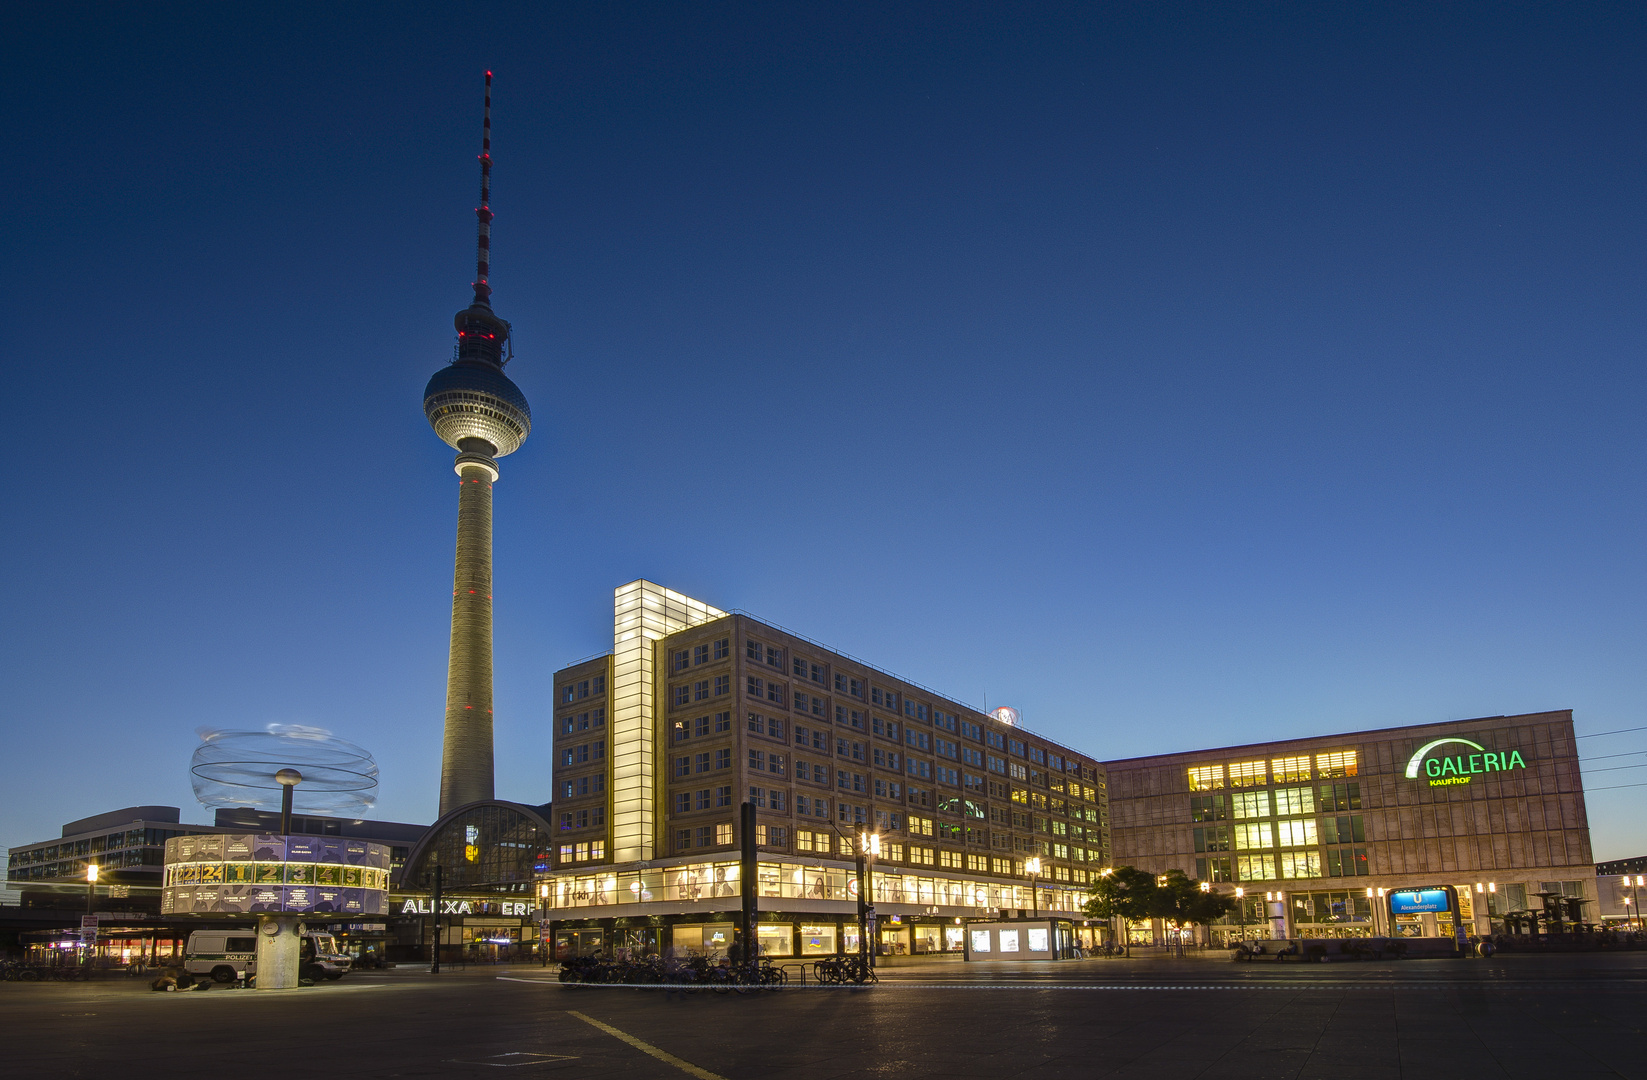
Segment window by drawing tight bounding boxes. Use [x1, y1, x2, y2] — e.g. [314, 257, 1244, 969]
[1326, 847, 1369, 877]
[960, 721, 982, 741]
[1193, 825, 1231, 852]
[873, 778, 902, 799]
[714, 675, 729, 696]
[675, 756, 691, 778]
[1231, 791, 1271, 819]
[1237, 853, 1277, 881]
[695, 753, 710, 773]
[811, 763, 829, 783]
[1278, 851, 1322, 880]
[696, 789, 712, 810]
[1322, 815, 1365, 845]
[961, 747, 983, 767]
[964, 772, 984, 791]
[747, 676, 765, 698]
[675, 791, 692, 813]
[769, 754, 786, 777]
[907, 787, 930, 807]
[593, 740, 605, 760]
[715, 711, 732, 733]
[907, 759, 931, 780]
[1275, 819, 1317, 847]
[1009, 739, 1026, 757]
[674, 650, 690, 672]
[1190, 795, 1226, 822]
[715, 823, 733, 845]
[766, 682, 785, 706]
[905, 700, 929, 722]
[693, 680, 709, 701]
[1228, 760, 1266, 788]
[935, 738, 958, 759]
[872, 747, 901, 770]
[1187, 764, 1225, 791]
[714, 638, 729, 660]
[905, 730, 930, 751]
[750, 750, 768, 772]
[908, 846, 935, 866]
[1009, 763, 1027, 781]
[1272, 785, 1315, 816]
[1029, 747, 1045, 765]
[1233, 822, 1274, 850]
[934, 710, 957, 732]
[694, 643, 709, 665]
[1320, 782, 1361, 812]
[561, 684, 575, 704]
[715, 748, 732, 770]
[1196, 857, 1233, 883]
[716, 786, 732, 807]
[673, 685, 690, 707]
[578, 680, 590, 699]
[987, 755, 1007, 774]
[795, 692, 810, 714]
[835, 770, 865, 792]
[1271, 755, 1311, 783]
[766, 646, 782, 669]
[872, 715, 900, 740]
[749, 786, 767, 809]
[936, 766, 959, 786]
[676, 829, 692, 852]
[747, 639, 762, 661]
[872, 687, 894, 708]
[907, 816, 933, 837]
[986, 730, 1005, 750]
[1316, 750, 1358, 778]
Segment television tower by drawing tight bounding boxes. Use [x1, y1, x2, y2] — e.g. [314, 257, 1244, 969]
[423, 72, 531, 816]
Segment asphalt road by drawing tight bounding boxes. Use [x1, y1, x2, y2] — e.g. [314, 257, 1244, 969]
[7, 953, 1647, 1079]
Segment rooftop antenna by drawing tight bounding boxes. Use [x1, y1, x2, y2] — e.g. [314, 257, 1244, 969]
[472, 70, 494, 307]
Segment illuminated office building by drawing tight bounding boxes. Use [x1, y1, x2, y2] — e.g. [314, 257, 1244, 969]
[541, 581, 1111, 958]
[1103, 711, 1597, 942]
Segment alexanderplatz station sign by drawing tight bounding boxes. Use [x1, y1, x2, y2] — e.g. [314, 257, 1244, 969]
[1405, 737, 1528, 789]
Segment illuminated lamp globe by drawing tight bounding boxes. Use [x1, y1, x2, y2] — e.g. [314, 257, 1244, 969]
[990, 706, 1020, 727]
[423, 360, 531, 459]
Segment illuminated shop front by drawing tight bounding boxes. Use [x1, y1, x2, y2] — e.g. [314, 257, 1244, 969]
[391, 800, 553, 961]
[541, 855, 1086, 959]
[1105, 710, 1598, 943]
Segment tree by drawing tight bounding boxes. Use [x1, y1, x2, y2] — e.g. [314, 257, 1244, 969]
[1083, 866, 1157, 956]
[1148, 869, 1237, 947]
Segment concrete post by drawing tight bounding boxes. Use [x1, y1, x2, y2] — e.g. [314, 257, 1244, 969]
[255, 915, 304, 990]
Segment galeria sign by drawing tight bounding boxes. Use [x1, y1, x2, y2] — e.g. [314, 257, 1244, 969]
[1405, 738, 1526, 788]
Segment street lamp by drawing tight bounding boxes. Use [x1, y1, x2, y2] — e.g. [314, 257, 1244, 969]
[1235, 886, 1246, 942]
[1634, 876, 1645, 934]
[1025, 857, 1042, 919]
[859, 831, 880, 967]
[85, 861, 99, 915]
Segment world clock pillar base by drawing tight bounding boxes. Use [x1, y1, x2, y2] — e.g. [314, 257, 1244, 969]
[255, 915, 304, 989]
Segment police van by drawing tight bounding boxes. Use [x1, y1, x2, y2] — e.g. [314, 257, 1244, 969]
[184, 929, 348, 983]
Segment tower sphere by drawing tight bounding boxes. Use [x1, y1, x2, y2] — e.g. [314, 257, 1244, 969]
[423, 362, 532, 457]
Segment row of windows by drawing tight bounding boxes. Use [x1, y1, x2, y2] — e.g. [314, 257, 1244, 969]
[673, 638, 731, 670]
[560, 741, 605, 766]
[1195, 847, 1368, 884]
[558, 807, 606, 832]
[1188, 750, 1358, 791]
[671, 712, 735, 741]
[560, 840, 606, 863]
[561, 774, 605, 800]
[559, 675, 607, 703]
[675, 750, 735, 775]
[739, 637, 1099, 781]
[558, 708, 606, 734]
[1191, 783, 1361, 821]
[675, 676, 732, 706]
[674, 786, 735, 812]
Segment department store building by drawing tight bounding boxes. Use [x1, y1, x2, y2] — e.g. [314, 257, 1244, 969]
[1104, 710, 1595, 941]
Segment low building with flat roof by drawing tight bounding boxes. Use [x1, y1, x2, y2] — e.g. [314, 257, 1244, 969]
[1103, 710, 1596, 943]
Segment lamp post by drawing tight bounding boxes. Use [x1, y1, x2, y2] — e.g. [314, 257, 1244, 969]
[1026, 856, 1042, 920]
[1235, 887, 1246, 942]
[275, 768, 303, 836]
[1634, 876, 1645, 934]
[85, 861, 99, 916]
[857, 831, 880, 969]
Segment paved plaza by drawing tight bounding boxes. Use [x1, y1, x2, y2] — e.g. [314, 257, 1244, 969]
[7, 953, 1647, 1079]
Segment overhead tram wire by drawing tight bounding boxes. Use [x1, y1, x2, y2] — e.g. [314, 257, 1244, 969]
[1577, 725, 1647, 739]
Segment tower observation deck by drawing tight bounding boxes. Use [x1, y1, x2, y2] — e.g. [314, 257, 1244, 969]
[423, 72, 532, 817]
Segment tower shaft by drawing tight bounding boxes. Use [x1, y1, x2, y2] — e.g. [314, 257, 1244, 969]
[438, 460, 496, 815]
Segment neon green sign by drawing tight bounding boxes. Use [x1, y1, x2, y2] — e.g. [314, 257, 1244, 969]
[1404, 738, 1526, 787]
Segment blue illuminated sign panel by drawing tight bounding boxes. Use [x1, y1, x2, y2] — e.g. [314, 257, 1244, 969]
[1388, 888, 1451, 915]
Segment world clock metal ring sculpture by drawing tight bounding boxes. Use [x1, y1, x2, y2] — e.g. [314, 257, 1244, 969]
[190, 725, 379, 816]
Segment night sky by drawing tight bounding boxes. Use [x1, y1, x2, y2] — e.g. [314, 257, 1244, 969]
[3, 4, 1645, 862]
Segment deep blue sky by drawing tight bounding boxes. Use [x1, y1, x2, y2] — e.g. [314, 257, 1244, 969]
[3, 3, 1645, 862]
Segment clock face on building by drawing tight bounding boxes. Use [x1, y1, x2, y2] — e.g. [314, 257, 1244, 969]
[260, 921, 280, 936]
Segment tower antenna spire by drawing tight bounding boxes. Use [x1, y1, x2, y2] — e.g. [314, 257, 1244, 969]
[472, 70, 494, 306]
